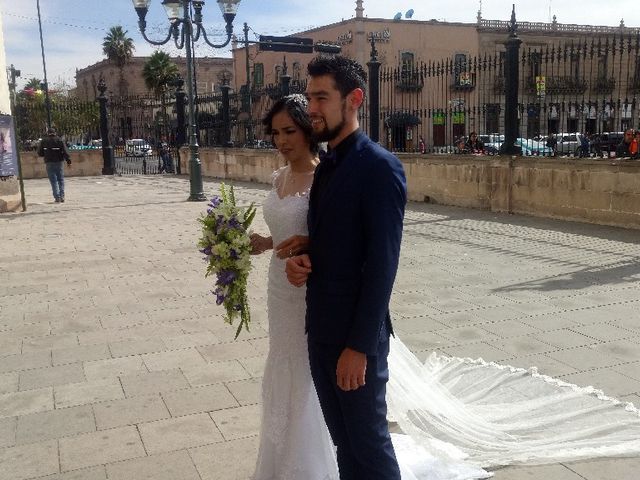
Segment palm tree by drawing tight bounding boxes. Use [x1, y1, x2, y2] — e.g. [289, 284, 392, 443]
[24, 77, 43, 90]
[142, 51, 179, 97]
[102, 26, 135, 97]
[142, 51, 179, 140]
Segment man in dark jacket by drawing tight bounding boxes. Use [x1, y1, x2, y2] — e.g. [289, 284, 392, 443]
[615, 129, 635, 159]
[37, 128, 71, 202]
[286, 55, 406, 479]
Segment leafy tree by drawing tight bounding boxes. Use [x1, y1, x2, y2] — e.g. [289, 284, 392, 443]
[142, 51, 179, 140]
[14, 92, 99, 148]
[102, 25, 135, 97]
[142, 51, 179, 97]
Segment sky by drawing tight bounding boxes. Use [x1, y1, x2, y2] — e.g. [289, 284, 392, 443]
[0, 0, 635, 91]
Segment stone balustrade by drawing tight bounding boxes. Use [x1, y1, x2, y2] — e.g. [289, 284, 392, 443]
[1, 149, 104, 212]
[19, 149, 105, 179]
[3, 147, 639, 230]
[181, 147, 640, 230]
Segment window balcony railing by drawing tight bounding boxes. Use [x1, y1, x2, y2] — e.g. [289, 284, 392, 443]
[451, 72, 475, 91]
[592, 76, 616, 94]
[396, 71, 424, 92]
[525, 76, 587, 95]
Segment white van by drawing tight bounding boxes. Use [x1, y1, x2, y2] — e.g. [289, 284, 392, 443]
[125, 139, 151, 157]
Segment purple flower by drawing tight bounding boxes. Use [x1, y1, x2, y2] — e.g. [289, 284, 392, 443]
[199, 246, 212, 256]
[216, 269, 237, 286]
[213, 287, 226, 305]
[228, 216, 241, 229]
[230, 248, 239, 260]
[209, 196, 222, 208]
[234, 304, 243, 311]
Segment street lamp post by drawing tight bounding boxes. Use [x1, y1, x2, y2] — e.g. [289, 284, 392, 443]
[131, 0, 241, 201]
[499, 5, 523, 156]
[36, 0, 52, 130]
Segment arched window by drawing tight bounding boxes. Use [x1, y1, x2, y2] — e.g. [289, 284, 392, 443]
[253, 63, 264, 88]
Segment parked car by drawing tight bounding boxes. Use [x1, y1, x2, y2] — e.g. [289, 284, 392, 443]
[478, 134, 504, 155]
[125, 139, 152, 157]
[546, 132, 586, 156]
[515, 137, 553, 156]
[474, 136, 551, 156]
[589, 132, 625, 157]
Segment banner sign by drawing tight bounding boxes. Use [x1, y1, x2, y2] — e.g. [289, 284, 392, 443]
[0, 115, 18, 177]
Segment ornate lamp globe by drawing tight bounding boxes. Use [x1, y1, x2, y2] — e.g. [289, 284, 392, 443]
[161, 0, 183, 21]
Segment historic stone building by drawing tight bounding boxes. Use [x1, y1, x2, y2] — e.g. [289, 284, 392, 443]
[74, 55, 234, 100]
[230, 1, 639, 150]
[74, 55, 234, 144]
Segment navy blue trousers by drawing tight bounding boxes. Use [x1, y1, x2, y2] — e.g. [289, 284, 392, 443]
[308, 339, 401, 480]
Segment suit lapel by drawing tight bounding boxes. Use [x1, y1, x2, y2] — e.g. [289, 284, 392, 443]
[310, 136, 367, 234]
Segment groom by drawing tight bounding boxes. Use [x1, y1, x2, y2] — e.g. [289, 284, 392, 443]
[286, 55, 406, 479]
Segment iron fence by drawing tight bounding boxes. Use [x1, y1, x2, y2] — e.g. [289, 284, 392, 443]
[373, 33, 640, 155]
[14, 29, 640, 162]
[13, 96, 99, 151]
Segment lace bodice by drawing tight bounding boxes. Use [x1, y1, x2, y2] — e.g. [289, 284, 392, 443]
[263, 166, 310, 249]
[261, 166, 313, 348]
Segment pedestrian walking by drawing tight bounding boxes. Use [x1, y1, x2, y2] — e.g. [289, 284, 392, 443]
[37, 127, 71, 203]
[579, 133, 590, 158]
[158, 139, 173, 174]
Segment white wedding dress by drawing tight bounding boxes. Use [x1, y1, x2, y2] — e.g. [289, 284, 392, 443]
[252, 166, 640, 480]
[252, 168, 339, 480]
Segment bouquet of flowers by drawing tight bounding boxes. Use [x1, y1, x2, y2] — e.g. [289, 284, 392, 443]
[198, 184, 256, 339]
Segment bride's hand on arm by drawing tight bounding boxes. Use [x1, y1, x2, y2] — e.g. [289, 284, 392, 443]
[275, 235, 309, 259]
[250, 233, 273, 255]
[285, 254, 312, 287]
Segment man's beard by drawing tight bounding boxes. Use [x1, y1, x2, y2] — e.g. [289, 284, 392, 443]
[311, 101, 347, 143]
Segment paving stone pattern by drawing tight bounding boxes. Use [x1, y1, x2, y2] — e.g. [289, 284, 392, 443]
[0, 176, 638, 479]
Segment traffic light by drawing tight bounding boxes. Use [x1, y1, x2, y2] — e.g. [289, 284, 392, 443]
[259, 36, 314, 53]
[313, 43, 341, 54]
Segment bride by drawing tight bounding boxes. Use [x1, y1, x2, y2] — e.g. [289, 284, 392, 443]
[249, 94, 640, 479]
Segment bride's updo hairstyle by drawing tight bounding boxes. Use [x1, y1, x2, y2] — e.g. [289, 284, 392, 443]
[262, 94, 319, 154]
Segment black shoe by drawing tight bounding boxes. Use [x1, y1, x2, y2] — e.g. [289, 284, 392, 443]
[60, 197, 65, 203]
[55, 198, 61, 203]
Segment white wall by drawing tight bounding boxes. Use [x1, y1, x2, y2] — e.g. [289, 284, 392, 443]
[0, 12, 10, 113]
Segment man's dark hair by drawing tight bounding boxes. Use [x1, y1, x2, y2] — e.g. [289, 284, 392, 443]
[307, 55, 367, 98]
[262, 94, 318, 153]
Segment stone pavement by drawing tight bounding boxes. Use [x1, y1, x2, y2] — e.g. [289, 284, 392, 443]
[0, 175, 639, 480]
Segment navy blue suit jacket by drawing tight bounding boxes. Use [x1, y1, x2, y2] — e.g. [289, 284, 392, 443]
[305, 131, 407, 356]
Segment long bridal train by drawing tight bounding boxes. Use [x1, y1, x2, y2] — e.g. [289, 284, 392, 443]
[253, 163, 640, 480]
[387, 335, 640, 470]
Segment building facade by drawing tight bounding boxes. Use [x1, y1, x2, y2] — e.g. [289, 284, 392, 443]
[74, 55, 234, 145]
[231, 1, 640, 151]
[75, 56, 234, 100]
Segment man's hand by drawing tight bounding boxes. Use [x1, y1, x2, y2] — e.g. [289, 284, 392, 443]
[275, 235, 309, 259]
[336, 347, 367, 391]
[285, 254, 312, 287]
